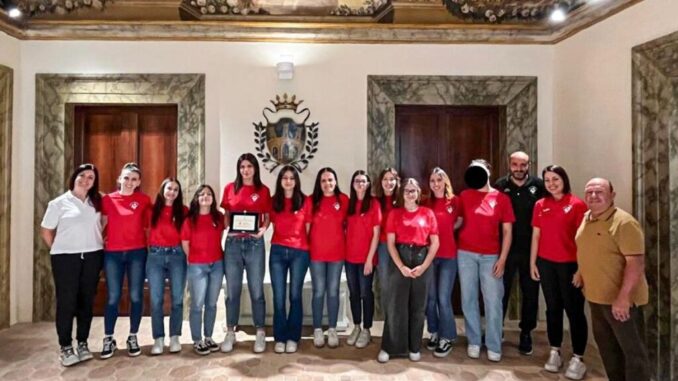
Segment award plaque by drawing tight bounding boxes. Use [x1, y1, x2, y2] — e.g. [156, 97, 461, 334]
[230, 212, 259, 233]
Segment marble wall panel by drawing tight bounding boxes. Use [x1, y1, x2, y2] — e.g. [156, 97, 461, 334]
[33, 74, 205, 321]
[0, 65, 12, 329]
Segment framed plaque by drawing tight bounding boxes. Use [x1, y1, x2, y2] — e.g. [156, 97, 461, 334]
[230, 212, 259, 233]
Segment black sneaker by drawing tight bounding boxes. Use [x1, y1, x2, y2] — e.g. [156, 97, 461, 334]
[127, 335, 141, 357]
[426, 333, 439, 351]
[100, 337, 117, 359]
[204, 337, 219, 352]
[193, 341, 211, 356]
[519, 332, 533, 355]
[433, 338, 453, 358]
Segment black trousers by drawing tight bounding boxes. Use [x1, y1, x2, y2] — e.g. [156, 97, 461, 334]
[51, 251, 104, 347]
[537, 258, 588, 355]
[381, 244, 431, 356]
[502, 251, 539, 333]
[589, 302, 651, 381]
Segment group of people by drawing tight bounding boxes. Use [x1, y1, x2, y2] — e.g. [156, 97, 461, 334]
[41, 151, 650, 381]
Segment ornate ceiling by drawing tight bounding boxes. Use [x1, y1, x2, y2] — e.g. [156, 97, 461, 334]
[0, 0, 643, 43]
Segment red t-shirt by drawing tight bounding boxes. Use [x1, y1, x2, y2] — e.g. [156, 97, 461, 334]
[309, 193, 349, 262]
[532, 194, 587, 263]
[270, 196, 312, 251]
[386, 206, 439, 247]
[149, 205, 188, 247]
[423, 196, 460, 259]
[181, 213, 225, 264]
[458, 189, 515, 255]
[378, 195, 395, 243]
[102, 191, 152, 251]
[346, 199, 382, 264]
[220, 182, 272, 224]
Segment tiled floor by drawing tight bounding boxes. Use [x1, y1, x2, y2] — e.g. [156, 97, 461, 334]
[0, 318, 607, 380]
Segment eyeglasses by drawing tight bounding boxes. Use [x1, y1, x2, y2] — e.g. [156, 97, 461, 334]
[403, 189, 418, 195]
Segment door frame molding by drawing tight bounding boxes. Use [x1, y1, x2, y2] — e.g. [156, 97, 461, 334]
[0, 65, 13, 329]
[33, 74, 205, 321]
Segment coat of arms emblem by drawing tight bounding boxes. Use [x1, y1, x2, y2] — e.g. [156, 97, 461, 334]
[253, 93, 319, 172]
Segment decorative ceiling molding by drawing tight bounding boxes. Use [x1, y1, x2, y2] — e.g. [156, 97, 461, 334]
[14, 0, 110, 16]
[442, 0, 584, 24]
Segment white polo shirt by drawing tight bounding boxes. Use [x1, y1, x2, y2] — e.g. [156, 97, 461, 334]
[41, 191, 104, 254]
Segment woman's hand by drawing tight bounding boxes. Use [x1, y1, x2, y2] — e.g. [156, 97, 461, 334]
[399, 265, 413, 278]
[363, 262, 374, 276]
[492, 257, 506, 278]
[252, 226, 267, 239]
[572, 271, 583, 288]
[410, 264, 428, 278]
[530, 263, 540, 281]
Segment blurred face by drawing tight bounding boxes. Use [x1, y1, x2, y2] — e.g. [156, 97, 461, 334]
[163, 181, 180, 204]
[381, 172, 397, 195]
[403, 184, 419, 205]
[429, 173, 445, 197]
[119, 169, 141, 193]
[198, 187, 214, 207]
[74, 170, 96, 192]
[281, 170, 296, 192]
[353, 174, 369, 194]
[544, 171, 564, 197]
[320, 171, 337, 195]
[509, 155, 529, 181]
[239, 160, 255, 181]
[584, 179, 615, 215]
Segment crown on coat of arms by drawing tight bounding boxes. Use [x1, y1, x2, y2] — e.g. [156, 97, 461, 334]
[270, 93, 303, 111]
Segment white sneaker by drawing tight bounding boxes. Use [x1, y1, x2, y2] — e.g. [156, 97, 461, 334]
[327, 328, 339, 348]
[347, 326, 361, 346]
[60, 346, 80, 367]
[285, 340, 298, 353]
[467, 345, 481, 359]
[544, 348, 563, 372]
[487, 350, 502, 362]
[169, 336, 181, 353]
[274, 342, 286, 353]
[377, 350, 390, 363]
[151, 337, 164, 355]
[221, 331, 236, 353]
[253, 330, 266, 353]
[409, 352, 421, 362]
[355, 328, 371, 348]
[313, 328, 325, 348]
[565, 356, 587, 380]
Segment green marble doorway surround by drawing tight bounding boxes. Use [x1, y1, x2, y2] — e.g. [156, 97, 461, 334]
[33, 74, 205, 321]
[0, 65, 13, 329]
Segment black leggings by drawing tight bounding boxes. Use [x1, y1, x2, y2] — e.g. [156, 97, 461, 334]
[51, 251, 104, 347]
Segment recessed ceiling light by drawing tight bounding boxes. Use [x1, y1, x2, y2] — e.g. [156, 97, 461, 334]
[550, 8, 566, 23]
[8, 8, 22, 18]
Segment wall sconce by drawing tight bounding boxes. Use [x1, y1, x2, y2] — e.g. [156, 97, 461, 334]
[276, 61, 294, 80]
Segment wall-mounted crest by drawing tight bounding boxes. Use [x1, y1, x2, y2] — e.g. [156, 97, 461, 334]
[254, 94, 319, 173]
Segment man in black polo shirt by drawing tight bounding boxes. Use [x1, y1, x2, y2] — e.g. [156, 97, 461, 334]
[494, 151, 545, 355]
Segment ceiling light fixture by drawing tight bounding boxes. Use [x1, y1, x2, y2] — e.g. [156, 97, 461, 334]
[550, 7, 567, 22]
[8, 7, 22, 18]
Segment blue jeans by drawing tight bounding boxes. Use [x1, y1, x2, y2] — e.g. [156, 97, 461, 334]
[187, 261, 224, 342]
[377, 242, 390, 314]
[146, 246, 187, 339]
[224, 236, 266, 328]
[269, 244, 310, 342]
[310, 260, 344, 329]
[345, 262, 374, 329]
[458, 250, 504, 354]
[426, 257, 458, 340]
[104, 248, 147, 335]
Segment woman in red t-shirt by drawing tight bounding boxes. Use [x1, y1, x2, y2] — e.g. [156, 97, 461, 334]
[378, 178, 439, 363]
[147, 178, 187, 355]
[181, 185, 225, 356]
[269, 165, 311, 354]
[345, 170, 381, 349]
[530, 165, 588, 377]
[220, 153, 271, 354]
[309, 167, 349, 349]
[100, 162, 151, 359]
[423, 167, 461, 357]
[374, 168, 400, 313]
[457, 159, 515, 362]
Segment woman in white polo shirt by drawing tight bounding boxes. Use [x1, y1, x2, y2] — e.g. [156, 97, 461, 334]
[40, 163, 104, 368]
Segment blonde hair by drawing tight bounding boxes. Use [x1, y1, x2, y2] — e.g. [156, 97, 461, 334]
[430, 167, 454, 201]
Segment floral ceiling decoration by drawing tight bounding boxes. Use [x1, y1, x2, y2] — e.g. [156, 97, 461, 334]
[181, 0, 390, 17]
[12, 0, 110, 15]
[442, 0, 585, 23]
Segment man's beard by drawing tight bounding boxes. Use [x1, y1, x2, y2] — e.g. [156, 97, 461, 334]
[511, 170, 527, 180]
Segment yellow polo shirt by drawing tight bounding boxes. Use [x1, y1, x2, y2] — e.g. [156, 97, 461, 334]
[575, 206, 649, 306]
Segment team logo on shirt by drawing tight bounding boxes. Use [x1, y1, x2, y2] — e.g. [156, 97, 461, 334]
[130, 201, 139, 210]
[251, 193, 260, 203]
[529, 186, 537, 195]
[418, 218, 427, 227]
[488, 200, 497, 209]
[563, 205, 572, 214]
[503, 188, 511, 193]
[334, 202, 341, 211]
[447, 206, 454, 214]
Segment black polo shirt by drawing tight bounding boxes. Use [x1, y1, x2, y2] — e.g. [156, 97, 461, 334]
[494, 174, 545, 255]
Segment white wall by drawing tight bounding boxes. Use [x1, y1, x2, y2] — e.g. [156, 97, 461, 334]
[0, 31, 21, 325]
[9, 40, 555, 322]
[553, 0, 678, 210]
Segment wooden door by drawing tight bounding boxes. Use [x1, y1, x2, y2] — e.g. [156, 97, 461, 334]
[73, 104, 178, 316]
[395, 105, 504, 315]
